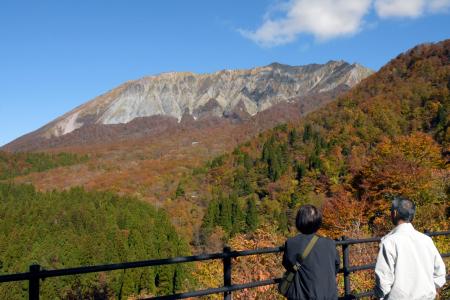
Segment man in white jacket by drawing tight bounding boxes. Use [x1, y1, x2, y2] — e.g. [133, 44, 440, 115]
[374, 196, 446, 300]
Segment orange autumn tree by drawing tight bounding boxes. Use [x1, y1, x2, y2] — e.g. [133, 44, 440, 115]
[322, 188, 368, 238]
[360, 132, 448, 232]
[191, 225, 285, 300]
[228, 225, 285, 300]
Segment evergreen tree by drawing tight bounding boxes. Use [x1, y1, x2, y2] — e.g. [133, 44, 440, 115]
[268, 155, 282, 181]
[243, 153, 253, 171]
[289, 193, 301, 209]
[262, 136, 288, 181]
[308, 153, 323, 171]
[218, 195, 233, 233]
[295, 162, 306, 181]
[175, 182, 185, 198]
[277, 211, 289, 233]
[230, 195, 245, 235]
[303, 124, 312, 142]
[245, 198, 259, 231]
[288, 128, 298, 146]
[201, 199, 220, 235]
[233, 168, 253, 196]
[155, 266, 174, 295]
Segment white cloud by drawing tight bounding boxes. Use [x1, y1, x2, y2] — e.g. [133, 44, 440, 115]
[240, 0, 372, 47]
[374, 0, 450, 18]
[428, 0, 450, 12]
[242, 0, 450, 47]
[375, 0, 425, 18]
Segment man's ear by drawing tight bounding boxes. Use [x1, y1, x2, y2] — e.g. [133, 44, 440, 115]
[391, 209, 398, 225]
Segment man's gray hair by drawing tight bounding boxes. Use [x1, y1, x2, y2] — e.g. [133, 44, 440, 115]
[391, 196, 416, 222]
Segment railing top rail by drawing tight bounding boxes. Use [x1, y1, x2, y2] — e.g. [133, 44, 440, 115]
[425, 230, 450, 237]
[0, 272, 32, 283]
[0, 231, 448, 283]
[335, 236, 381, 245]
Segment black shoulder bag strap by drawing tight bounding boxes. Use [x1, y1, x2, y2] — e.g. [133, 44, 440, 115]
[278, 235, 319, 296]
[292, 235, 319, 272]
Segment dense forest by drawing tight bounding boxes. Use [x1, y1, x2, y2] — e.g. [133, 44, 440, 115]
[0, 151, 88, 180]
[0, 183, 191, 299]
[195, 40, 449, 243]
[0, 40, 449, 299]
[181, 41, 450, 297]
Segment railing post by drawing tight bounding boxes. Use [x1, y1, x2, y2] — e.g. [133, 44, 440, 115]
[223, 245, 232, 300]
[341, 236, 351, 298]
[29, 264, 40, 300]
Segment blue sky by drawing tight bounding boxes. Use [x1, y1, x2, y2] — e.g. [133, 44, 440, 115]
[1, 0, 450, 147]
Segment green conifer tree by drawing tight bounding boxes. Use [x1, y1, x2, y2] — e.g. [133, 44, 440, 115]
[201, 199, 219, 235]
[277, 211, 289, 233]
[295, 162, 306, 181]
[289, 128, 298, 146]
[303, 124, 312, 142]
[230, 194, 245, 235]
[245, 198, 259, 231]
[175, 182, 185, 198]
[218, 195, 233, 233]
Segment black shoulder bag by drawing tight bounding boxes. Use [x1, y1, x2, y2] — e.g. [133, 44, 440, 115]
[278, 235, 319, 296]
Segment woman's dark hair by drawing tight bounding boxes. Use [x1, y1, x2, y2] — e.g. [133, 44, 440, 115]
[295, 205, 322, 234]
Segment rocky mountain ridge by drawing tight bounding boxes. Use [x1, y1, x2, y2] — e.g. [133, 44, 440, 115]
[3, 60, 372, 151]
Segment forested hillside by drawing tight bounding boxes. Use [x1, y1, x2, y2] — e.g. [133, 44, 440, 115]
[192, 40, 449, 246]
[0, 183, 191, 299]
[182, 39, 450, 298]
[0, 40, 448, 299]
[0, 151, 88, 180]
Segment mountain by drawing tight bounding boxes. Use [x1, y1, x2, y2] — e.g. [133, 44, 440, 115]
[1, 40, 448, 299]
[3, 61, 372, 152]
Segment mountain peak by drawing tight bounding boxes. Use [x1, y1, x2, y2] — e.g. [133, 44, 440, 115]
[267, 62, 289, 68]
[3, 61, 373, 151]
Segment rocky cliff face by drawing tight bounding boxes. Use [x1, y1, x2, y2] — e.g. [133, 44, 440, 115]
[3, 61, 372, 151]
[43, 61, 372, 137]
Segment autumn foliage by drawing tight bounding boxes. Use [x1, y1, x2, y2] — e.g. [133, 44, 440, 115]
[193, 40, 450, 295]
[0, 40, 449, 298]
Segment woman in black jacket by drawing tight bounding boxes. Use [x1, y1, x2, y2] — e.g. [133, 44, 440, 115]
[282, 205, 340, 299]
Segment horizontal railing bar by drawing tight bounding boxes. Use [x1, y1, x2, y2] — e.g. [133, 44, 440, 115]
[354, 290, 375, 298]
[0, 272, 32, 283]
[336, 237, 381, 245]
[144, 278, 281, 300]
[39, 253, 226, 278]
[425, 230, 450, 237]
[1, 246, 448, 282]
[1, 244, 448, 283]
[0, 231, 448, 288]
[347, 263, 376, 273]
[228, 246, 284, 258]
[39, 247, 286, 279]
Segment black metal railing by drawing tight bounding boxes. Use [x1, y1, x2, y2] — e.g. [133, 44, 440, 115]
[0, 230, 448, 300]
